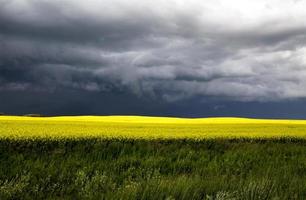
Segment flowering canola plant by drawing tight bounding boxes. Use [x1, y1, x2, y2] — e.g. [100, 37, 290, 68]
[1, 116, 306, 140]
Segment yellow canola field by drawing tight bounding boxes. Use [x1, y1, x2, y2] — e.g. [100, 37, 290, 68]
[1, 116, 306, 139]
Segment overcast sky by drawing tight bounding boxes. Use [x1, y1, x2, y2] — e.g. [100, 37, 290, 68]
[1, 0, 306, 117]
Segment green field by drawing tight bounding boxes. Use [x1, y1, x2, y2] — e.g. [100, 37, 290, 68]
[1, 116, 306, 199]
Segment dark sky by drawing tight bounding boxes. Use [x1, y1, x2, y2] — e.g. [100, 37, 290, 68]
[1, 0, 306, 118]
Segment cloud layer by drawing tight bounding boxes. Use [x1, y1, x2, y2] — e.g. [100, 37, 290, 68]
[1, 0, 306, 102]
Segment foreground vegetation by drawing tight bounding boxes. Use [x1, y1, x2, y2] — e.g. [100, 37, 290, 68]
[2, 116, 306, 199]
[1, 139, 306, 199]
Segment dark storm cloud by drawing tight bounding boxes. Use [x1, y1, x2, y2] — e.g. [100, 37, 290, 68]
[1, 0, 306, 105]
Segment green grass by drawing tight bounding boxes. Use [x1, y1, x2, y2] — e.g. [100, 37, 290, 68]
[1, 138, 306, 199]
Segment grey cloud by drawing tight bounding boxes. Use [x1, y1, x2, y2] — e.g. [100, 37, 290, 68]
[1, 0, 306, 103]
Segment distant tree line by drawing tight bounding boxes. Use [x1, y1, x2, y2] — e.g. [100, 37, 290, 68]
[23, 114, 45, 117]
[0, 112, 46, 117]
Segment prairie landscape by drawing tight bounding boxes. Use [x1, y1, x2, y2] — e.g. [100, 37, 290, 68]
[1, 0, 306, 199]
[1, 116, 306, 199]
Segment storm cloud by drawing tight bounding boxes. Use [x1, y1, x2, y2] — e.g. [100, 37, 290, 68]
[1, 0, 306, 116]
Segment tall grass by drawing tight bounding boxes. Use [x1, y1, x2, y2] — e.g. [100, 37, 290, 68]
[1, 138, 306, 199]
